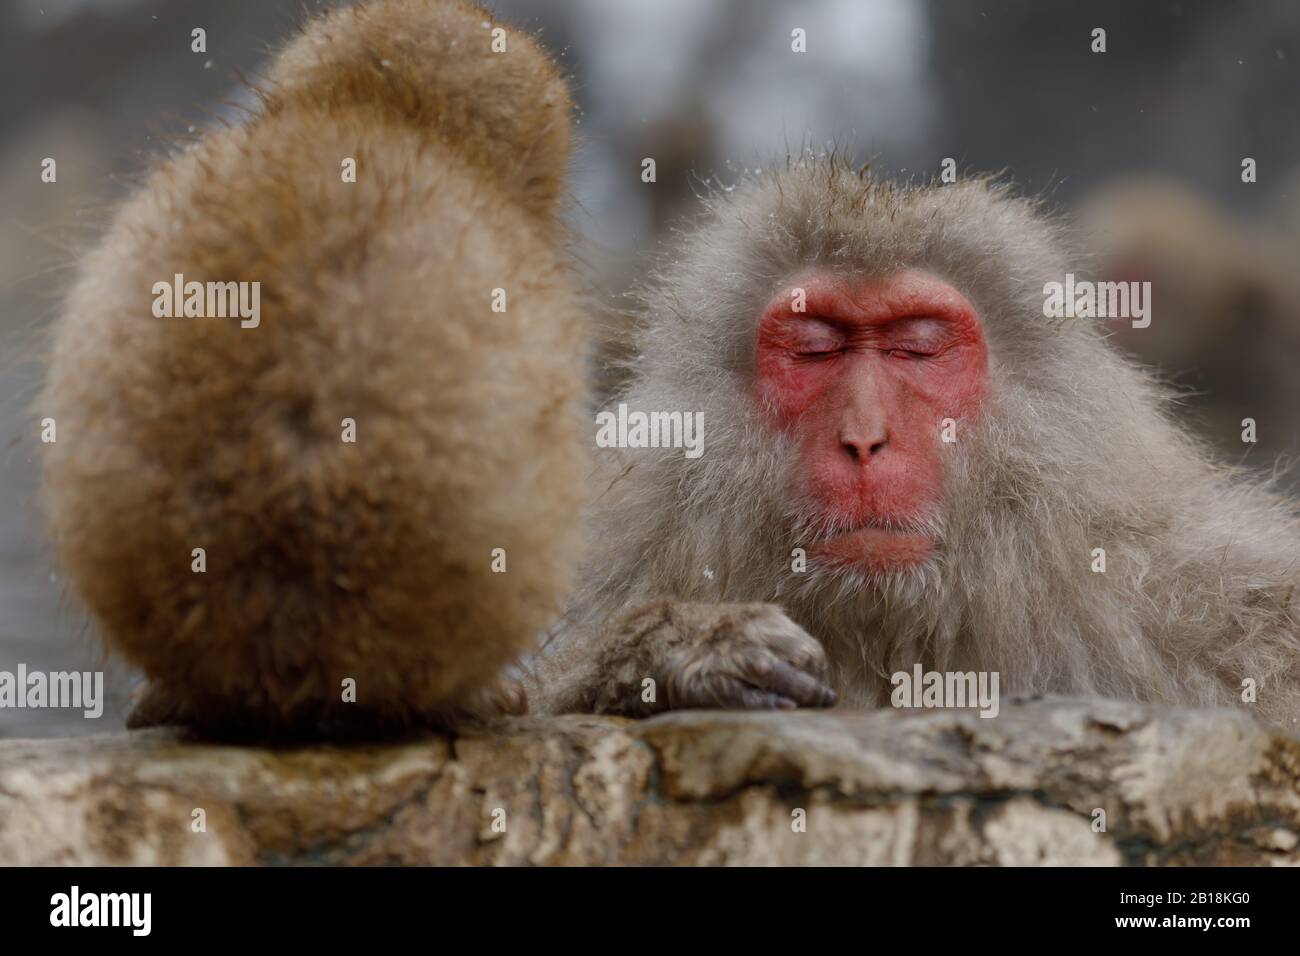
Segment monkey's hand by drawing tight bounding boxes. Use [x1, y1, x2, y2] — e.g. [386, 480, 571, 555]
[590, 602, 836, 716]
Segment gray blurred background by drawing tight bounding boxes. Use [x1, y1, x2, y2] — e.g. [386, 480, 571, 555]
[2, 0, 1298, 736]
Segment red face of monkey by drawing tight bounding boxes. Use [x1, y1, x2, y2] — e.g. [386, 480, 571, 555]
[755, 270, 988, 574]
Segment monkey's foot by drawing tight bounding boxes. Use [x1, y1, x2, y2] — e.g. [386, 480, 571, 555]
[125, 680, 194, 730]
[446, 676, 529, 721]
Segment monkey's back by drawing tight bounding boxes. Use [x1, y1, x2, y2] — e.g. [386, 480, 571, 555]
[41, 34, 587, 732]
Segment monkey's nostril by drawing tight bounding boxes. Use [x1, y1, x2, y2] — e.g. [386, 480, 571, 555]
[842, 438, 887, 461]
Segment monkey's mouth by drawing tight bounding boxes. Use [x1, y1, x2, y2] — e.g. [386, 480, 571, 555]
[810, 521, 934, 572]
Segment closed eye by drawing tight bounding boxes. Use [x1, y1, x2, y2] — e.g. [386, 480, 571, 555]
[886, 348, 937, 359]
[885, 335, 947, 357]
[794, 349, 842, 360]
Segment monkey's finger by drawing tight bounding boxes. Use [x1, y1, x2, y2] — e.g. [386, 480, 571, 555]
[748, 610, 833, 679]
[732, 686, 799, 711]
[781, 643, 833, 681]
[685, 673, 796, 710]
[742, 653, 837, 708]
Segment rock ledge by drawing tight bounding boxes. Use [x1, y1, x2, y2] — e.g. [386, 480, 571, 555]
[2, 698, 1298, 865]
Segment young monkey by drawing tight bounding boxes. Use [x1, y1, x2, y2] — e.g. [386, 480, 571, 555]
[40, 0, 588, 737]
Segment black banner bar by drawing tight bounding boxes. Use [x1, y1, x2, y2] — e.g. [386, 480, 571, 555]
[1, 866, 1277, 942]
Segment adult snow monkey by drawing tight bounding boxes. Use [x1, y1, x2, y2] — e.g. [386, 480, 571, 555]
[532, 157, 1300, 729]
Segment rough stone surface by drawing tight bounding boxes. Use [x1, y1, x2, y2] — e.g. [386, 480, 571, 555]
[2, 697, 1299, 865]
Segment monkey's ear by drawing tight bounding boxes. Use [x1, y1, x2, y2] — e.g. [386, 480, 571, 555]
[266, 0, 574, 221]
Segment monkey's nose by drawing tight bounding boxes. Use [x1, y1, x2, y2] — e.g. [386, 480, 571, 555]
[841, 436, 887, 462]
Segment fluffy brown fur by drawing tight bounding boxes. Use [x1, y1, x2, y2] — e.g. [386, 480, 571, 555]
[532, 153, 1300, 728]
[40, 0, 588, 736]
